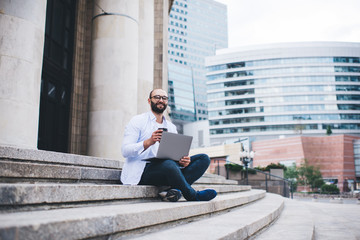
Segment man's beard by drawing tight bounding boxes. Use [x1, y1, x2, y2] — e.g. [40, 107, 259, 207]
[151, 101, 167, 114]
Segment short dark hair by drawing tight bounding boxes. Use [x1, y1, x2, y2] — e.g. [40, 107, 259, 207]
[149, 89, 168, 100]
[149, 90, 154, 99]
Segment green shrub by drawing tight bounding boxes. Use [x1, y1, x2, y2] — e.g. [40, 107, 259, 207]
[320, 184, 340, 194]
[254, 163, 287, 172]
[264, 163, 287, 171]
[313, 178, 325, 189]
[245, 168, 257, 174]
[225, 163, 243, 172]
[254, 166, 266, 171]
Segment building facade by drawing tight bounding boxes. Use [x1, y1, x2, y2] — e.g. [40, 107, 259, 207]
[0, 0, 172, 160]
[168, 0, 227, 132]
[252, 134, 360, 192]
[206, 42, 360, 145]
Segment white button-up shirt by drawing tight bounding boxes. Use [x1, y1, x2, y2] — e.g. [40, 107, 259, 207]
[121, 111, 177, 185]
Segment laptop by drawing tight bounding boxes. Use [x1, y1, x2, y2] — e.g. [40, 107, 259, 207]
[150, 131, 193, 161]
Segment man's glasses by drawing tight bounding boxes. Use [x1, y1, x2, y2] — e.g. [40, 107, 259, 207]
[151, 95, 168, 101]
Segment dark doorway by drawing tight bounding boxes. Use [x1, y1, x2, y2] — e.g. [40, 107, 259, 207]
[38, 0, 76, 152]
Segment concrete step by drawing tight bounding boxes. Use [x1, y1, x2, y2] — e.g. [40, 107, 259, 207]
[0, 146, 122, 184]
[0, 190, 266, 240]
[202, 173, 227, 179]
[0, 158, 241, 189]
[254, 199, 314, 240]
[195, 176, 238, 185]
[0, 145, 238, 186]
[0, 183, 158, 211]
[0, 183, 250, 212]
[0, 159, 121, 183]
[0, 145, 122, 169]
[128, 193, 284, 240]
[0, 158, 238, 185]
[193, 184, 250, 193]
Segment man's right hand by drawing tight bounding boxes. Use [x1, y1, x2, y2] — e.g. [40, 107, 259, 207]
[151, 129, 164, 143]
[143, 129, 164, 150]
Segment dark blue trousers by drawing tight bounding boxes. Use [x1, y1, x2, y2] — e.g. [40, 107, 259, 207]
[139, 154, 210, 200]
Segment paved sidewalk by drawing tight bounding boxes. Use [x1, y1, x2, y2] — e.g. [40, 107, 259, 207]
[295, 199, 360, 240]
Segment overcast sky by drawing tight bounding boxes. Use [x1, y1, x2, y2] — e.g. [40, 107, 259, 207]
[215, 0, 360, 48]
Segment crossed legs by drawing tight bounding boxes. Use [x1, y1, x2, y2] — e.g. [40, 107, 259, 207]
[139, 154, 210, 200]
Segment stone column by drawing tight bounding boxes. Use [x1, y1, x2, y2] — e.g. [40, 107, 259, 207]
[137, 0, 154, 114]
[88, 0, 139, 159]
[154, 0, 169, 91]
[0, 0, 47, 149]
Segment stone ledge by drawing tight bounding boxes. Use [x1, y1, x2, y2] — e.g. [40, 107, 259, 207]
[0, 160, 243, 185]
[193, 184, 251, 193]
[0, 160, 120, 182]
[0, 190, 266, 240]
[0, 183, 250, 207]
[131, 193, 284, 240]
[195, 177, 238, 185]
[0, 184, 159, 206]
[0, 145, 123, 169]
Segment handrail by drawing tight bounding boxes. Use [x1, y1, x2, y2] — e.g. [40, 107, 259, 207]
[249, 166, 294, 199]
[250, 166, 290, 181]
[223, 160, 294, 198]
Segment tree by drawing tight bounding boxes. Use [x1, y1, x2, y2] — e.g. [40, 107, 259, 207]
[284, 163, 298, 180]
[326, 125, 332, 135]
[284, 163, 298, 192]
[297, 159, 324, 192]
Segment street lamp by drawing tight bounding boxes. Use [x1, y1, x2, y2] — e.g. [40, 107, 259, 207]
[240, 150, 254, 185]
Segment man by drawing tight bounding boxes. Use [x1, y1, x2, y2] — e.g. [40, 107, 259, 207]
[121, 89, 217, 202]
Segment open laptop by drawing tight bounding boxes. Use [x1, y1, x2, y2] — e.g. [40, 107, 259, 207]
[149, 131, 193, 161]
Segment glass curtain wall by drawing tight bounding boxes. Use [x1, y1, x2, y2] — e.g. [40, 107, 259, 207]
[206, 43, 360, 144]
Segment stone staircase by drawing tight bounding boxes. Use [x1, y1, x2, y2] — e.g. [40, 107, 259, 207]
[0, 146, 314, 240]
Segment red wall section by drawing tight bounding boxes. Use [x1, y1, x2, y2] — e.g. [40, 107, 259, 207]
[252, 135, 360, 191]
[252, 136, 305, 167]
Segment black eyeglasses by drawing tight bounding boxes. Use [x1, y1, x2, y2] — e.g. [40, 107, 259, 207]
[151, 95, 169, 101]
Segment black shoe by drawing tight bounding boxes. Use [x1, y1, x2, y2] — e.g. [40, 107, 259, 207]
[159, 189, 182, 202]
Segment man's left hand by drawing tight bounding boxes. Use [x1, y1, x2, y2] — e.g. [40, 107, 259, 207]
[179, 156, 191, 168]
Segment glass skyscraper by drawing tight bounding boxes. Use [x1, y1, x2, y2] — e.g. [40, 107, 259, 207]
[206, 42, 360, 145]
[168, 0, 228, 132]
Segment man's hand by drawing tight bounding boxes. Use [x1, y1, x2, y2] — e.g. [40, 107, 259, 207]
[143, 129, 164, 150]
[179, 156, 191, 168]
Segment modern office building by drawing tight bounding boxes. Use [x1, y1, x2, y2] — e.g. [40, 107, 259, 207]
[206, 42, 360, 145]
[168, 0, 228, 132]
